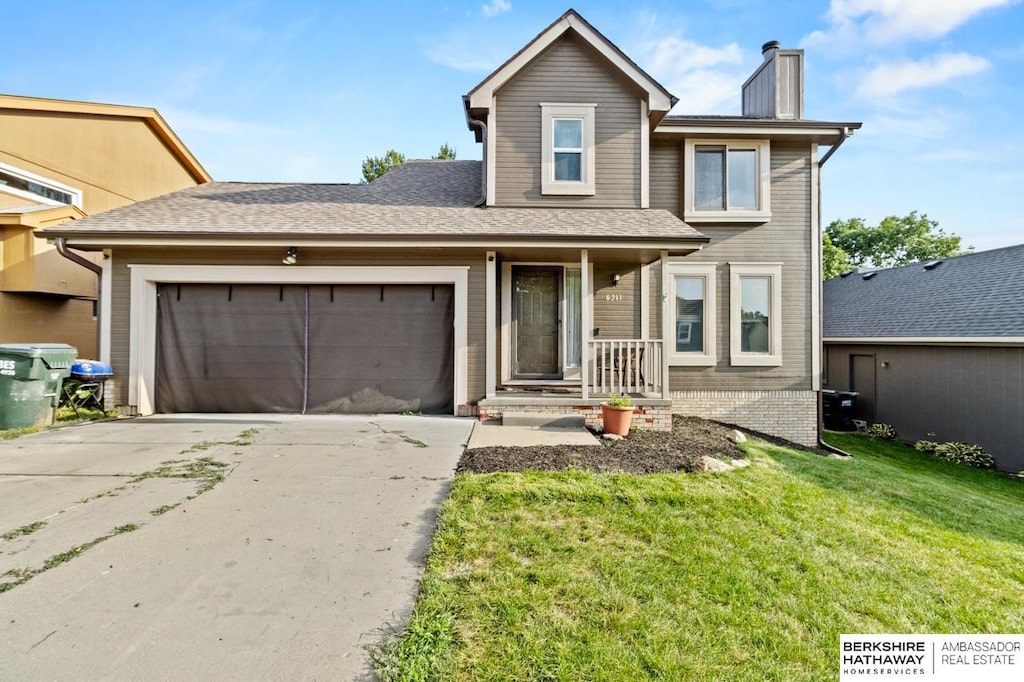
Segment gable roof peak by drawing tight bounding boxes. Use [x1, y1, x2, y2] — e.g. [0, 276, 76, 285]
[465, 8, 675, 118]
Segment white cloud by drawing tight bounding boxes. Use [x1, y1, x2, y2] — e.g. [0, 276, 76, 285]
[160, 108, 292, 137]
[856, 52, 991, 97]
[804, 0, 1017, 50]
[481, 0, 510, 18]
[632, 33, 746, 113]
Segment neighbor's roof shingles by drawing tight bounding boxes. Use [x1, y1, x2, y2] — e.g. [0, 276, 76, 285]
[823, 244, 1024, 338]
[43, 160, 706, 243]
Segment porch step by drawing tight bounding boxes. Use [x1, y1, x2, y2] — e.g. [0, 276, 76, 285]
[500, 412, 587, 429]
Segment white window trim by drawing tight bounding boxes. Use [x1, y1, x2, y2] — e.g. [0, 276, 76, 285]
[663, 262, 717, 366]
[683, 139, 770, 223]
[0, 161, 83, 208]
[127, 265, 469, 416]
[540, 103, 596, 196]
[729, 263, 783, 366]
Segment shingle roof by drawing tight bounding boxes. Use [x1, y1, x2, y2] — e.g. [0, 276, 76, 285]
[823, 244, 1024, 338]
[43, 160, 706, 243]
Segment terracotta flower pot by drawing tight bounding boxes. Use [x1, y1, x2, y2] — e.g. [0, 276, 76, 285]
[601, 403, 634, 436]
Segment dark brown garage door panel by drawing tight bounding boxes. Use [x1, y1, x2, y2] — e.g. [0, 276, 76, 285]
[156, 284, 306, 412]
[156, 283, 454, 414]
[307, 284, 454, 414]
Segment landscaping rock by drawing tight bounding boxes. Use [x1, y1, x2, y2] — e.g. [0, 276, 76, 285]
[730, 459, 751, 468]
[698, 456, 734, 473]
[602, 433, 624, 441]
[728, 429, 747, 444]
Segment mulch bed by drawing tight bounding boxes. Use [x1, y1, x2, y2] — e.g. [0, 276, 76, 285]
[457, 415, 748, 475]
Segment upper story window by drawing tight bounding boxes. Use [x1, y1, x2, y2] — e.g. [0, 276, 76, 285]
[0, 161, 83, 208]
[683, 139, 770, 223]
[540, 103, 596, 195]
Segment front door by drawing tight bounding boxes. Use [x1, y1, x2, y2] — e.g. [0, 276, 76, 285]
[512, 266, 560, 377]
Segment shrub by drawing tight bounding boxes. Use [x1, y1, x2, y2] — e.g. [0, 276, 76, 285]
[865, 423, 897, 440]
[932, 442, 995, 469]
[606, 394, 633, 408]
[914, 440, 938, 454]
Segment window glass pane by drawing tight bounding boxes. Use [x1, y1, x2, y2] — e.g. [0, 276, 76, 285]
[674, 276, 704, 353]
[0, 169, 74, 204]
[728, 149, 757, 209]
[695, 147, 725, 211]
[565, 269, 582, 368]
[740, 276, 770, 353]
[554, 152, 582, 181]
[553, 119, 583, 148]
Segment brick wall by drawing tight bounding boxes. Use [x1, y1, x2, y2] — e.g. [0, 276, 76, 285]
[671, 390, 817, 446]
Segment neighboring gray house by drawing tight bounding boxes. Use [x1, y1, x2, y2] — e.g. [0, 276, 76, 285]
[824, 244, 1024, 472]
[40, 10, 859, 446]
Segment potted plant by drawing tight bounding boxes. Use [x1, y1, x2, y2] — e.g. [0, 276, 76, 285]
[601, 393, 634, 436]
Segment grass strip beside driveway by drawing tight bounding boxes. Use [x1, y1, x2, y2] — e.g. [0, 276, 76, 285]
[378, 434, 1024, 681]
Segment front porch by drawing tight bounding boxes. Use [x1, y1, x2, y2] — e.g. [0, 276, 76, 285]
[480, 246, 692, 431]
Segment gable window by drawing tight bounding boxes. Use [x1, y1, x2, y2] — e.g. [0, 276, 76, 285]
[664, 262, 716, 366]
[541, 103, 596, 195]
[729, 263, 782, 366]
[0, 161, 83, 208]
[684, 139, 770, 222]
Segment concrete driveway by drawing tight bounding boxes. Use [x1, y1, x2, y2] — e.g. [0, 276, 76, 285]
[0, 414, 473, 681]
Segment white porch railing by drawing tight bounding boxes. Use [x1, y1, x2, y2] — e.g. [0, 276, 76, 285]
[586, 339, 664, 397]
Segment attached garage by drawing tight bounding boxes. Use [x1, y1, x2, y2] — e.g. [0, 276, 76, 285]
[155, 283, 454, 414]
[125, 265, 470, 417]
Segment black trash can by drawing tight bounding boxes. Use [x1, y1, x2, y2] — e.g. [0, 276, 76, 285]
[0, 344, 77, 429]
[822, 389, 859, 431]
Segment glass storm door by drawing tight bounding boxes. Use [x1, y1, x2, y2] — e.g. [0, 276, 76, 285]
[512, 266, 561, 377]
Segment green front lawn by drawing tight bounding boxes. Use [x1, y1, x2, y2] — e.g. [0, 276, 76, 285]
[377, 433, 1024, 681]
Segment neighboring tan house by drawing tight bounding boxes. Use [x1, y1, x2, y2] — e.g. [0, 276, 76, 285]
[40, 10, 859, 446]
[824, 245, 1024, 472]
[0, 95, 210, 357]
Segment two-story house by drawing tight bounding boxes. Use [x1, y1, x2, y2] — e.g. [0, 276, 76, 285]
[40, 10, 859, 446]
[1, 95, 210, 358]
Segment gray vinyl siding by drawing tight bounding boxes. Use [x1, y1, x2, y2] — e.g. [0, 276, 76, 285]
[824, 343, 1024, 473]
[108, 248, 487, 407]
[651, 140, 814, 391]
[742, 51, 802, 120]
[592, 265, 640, 340]
[649, 142, 680, 212]
[494, 32, 642, 207]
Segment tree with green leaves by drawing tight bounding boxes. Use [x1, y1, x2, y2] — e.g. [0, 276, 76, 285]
[823, 211, 970, 278]
[361, 149, 406, 183]
[433, 143, 456, 160]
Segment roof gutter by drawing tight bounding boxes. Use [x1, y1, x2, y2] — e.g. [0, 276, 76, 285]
[818, 126, 851, 167]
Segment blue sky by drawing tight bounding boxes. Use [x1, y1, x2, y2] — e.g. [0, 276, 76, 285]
[5, 1, 1022, 250]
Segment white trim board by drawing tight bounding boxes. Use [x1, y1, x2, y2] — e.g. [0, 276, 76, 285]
[59, 237, 707, 251]
[127, 265, 470, 416]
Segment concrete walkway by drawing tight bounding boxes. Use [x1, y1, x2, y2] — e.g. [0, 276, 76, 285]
[0, 414, 473, 681]
[467, 420, 601, 449]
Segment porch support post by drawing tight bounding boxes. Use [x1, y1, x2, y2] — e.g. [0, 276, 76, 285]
[660, 250, 670, 399]
[485, 251, 497, 399]
[580, 248, 590, 401]
[640, 262, 650, 341]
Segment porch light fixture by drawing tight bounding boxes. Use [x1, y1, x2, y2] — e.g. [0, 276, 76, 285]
[283, 247, 298, 265]
[612, 273, 622, 286]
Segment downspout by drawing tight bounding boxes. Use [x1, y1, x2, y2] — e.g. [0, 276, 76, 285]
[815, 132, 855, 458]
[54, 237, 103, 360]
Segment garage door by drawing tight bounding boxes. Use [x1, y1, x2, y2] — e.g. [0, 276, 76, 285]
[154, 284, 454, 414]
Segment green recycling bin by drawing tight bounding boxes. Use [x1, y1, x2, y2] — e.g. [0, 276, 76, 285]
[0, 344, 77, 429]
